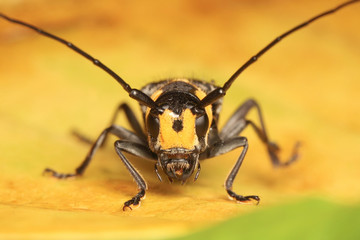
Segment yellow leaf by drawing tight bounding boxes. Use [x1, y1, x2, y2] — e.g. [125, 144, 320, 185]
[1, 1, 360, 239]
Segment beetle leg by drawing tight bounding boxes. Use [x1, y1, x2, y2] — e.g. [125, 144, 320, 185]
[207, 136, 260, 204]
[112, 103, 146, 140]
[220, 98, 299, 167]
[44, 125, 154, 179]
[114, 140, 150, 210]
[73, 102, 146, 145]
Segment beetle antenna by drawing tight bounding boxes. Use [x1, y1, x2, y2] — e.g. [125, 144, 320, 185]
[0, 13, 157, 109]
[198, 0, 360, 108]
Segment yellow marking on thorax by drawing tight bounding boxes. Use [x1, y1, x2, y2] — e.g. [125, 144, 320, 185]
[150, 89, 163, 101]
[195, 89, 213, 130]
[145, 88, 163, 130]
[159, 109, 197, 150]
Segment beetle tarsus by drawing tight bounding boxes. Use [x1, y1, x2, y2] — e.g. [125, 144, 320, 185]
[43, 168, 78, 179]
[269, 141, 301, 167]
[227, 189, 260, 205]
[122, 189, 145, 211]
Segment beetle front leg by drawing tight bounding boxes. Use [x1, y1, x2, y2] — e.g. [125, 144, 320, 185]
[114, 140, 148, 210]
[207, 136, 260, 204]
[73, 102, 146, 145]
[224, 137, 260, 204]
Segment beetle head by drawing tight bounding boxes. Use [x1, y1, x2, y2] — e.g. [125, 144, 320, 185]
[145, 89, 212, 182]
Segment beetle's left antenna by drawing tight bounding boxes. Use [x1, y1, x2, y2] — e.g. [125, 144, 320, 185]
[0, 13, 158, 109]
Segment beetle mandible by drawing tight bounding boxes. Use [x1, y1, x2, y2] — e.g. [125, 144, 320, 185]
[1, 0, 358, 210]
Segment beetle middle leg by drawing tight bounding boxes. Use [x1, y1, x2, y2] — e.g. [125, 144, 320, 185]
[220, 98, 299, 166]
[44, 124, 150, 178]
[73, 102, 146, 145]
[45, 125, 156, 210]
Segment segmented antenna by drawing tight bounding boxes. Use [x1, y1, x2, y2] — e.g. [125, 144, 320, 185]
[1, 0, 358, 109]
[0, 13, 157, 109]
[199, 0, 359, 108]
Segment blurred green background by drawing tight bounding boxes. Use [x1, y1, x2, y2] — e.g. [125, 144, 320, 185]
[0, 0, 359, 239]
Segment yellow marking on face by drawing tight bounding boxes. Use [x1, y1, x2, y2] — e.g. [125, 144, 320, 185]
[159, 109, 198, 150]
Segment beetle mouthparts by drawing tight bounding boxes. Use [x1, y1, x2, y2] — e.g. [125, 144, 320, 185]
[159, 151, 199, 181]
[166, 160, 191, 177]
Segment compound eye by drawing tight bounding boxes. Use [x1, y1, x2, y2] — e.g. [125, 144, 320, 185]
[195, 114, 209, 138]
[146, 113, 160, 139]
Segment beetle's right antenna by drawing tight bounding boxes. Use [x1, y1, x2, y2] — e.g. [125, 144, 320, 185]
[198, 0, 360, 108]
[0, 13, 158, 109]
